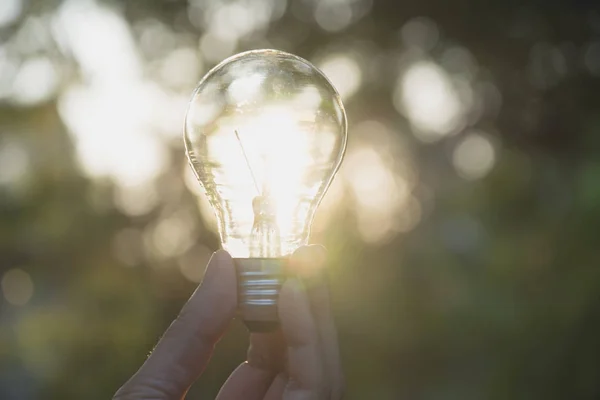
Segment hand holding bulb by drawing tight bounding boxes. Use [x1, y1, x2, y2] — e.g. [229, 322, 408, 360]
[114, 246, 345, 400]
[115, 50, 346, 399]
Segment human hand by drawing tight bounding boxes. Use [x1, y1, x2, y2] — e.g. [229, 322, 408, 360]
[113, 245, 344, 400]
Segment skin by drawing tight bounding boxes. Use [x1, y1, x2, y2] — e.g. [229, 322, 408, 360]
[114, 245, 345, 400]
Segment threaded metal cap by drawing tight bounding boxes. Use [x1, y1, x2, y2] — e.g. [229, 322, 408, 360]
[234, 258, 287, 332]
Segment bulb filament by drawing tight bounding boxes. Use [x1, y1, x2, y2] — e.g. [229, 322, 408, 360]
[234, 129, 260, 195]
[234, 129, 281, 257]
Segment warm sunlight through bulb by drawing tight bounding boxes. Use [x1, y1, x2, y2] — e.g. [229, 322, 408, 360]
[184, 49, 347, 331]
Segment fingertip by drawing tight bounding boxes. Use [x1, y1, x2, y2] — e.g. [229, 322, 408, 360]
[209, 249, 234, 268]
[193, 249, 237, 320]
[202, 249, 235, 284]
[308, 243, 328, 255]
[292, 244, 327, 261]
[290, 245, 328, 279]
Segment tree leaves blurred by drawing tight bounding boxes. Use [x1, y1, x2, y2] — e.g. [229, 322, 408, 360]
[1, 0, 600, 399]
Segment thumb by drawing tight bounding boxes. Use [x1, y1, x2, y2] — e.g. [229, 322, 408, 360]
[115, 250, 237, 399]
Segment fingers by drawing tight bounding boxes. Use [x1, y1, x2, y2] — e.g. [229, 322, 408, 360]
[215, 331, 285, 400]
[115, 250, 237, 399]
[247, 331, 285, 372]
[291, 245, 345, 399]
[279, 278, 325, 399]
[262, 373, 288, 400]
[215, 362, 275, 400]
[218, 245, 345, 400]
[308, 293, 345, 400]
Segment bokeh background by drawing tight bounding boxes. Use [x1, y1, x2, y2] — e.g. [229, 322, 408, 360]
[1, 0, 600, 398]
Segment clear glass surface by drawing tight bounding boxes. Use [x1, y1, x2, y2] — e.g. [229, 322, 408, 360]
[184, 49, 347, 258]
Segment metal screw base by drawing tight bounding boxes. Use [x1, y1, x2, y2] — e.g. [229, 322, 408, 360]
[234, 258, 287, 332]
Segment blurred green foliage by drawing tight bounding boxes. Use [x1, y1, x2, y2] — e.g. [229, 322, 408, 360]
[1, 0, 600, 399]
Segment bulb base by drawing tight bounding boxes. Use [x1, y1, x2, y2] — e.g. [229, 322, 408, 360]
[234, 258, 287, 332]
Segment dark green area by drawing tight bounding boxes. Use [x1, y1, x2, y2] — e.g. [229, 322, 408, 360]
[1, 0, 600, 399]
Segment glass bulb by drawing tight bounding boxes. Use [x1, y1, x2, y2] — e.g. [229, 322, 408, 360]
[184, 49, 347, 259]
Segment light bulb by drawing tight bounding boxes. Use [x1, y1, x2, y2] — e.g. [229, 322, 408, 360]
[184, 49, 347, 331]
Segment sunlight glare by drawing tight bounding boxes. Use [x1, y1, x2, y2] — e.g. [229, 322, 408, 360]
[113, 182, 159, 216]
[341, 120, 419, 243]
[55, 0, 173, 189]
[151, 210, 197, 259]
[315, 2, 352, 32]
[2, 268, 33, 306]
[208, 106, 316, 237]
[54, 0, 142, 82]
[200, 31, 237, 63]
[311, 175, 344, 235]
[394, 60, 463, 142]
[159, 47, 202, 89]
[345, 147, 409, 242]
[0, 0, 22, 28]
[12, 57, 59, 105]
[228, 73, 265, 104]
[178, 245, 212, 282]
[320, 54, 362, 100]
[452, 131, 496, 180]
[59, 83, 169, 187]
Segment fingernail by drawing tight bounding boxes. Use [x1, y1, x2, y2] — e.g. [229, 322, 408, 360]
[200, 251, 217, 282]
[201, 250, 231, 285]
